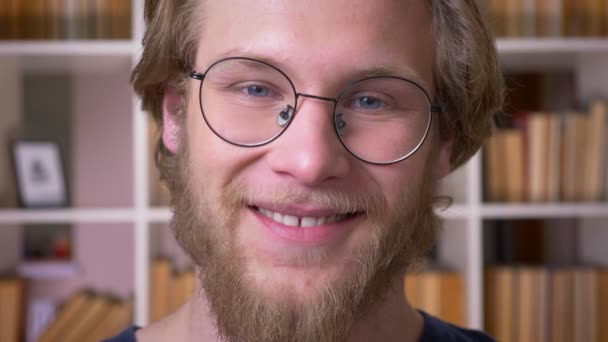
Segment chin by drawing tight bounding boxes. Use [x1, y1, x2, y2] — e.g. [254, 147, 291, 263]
[242, 245, 363, 304]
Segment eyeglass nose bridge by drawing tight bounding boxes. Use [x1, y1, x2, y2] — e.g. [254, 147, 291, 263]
[292, 92, 342, 133]
[289, 92, 340, 128]
[295, 92, 337, 104]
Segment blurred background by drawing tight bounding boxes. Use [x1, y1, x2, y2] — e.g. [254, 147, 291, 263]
[0, 0, 607, 341]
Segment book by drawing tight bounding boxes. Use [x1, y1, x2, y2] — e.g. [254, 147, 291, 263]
[535, 268, 549, 342]
[150, 258, 172, 322]
[404, 273, 420, 309]
[168, 269, 195, 313]
[585, 0, 606, 36]
[0, 277, 25, 342]
[546, 113, 562, 202]
[4, 0, 23, 39]
[419, 271, 442, 318]
[439, 271, 466, 326]
[502, 129, 525, 202]
[483, 132, 506, 202]
[521, 0, 536, 36]
[544, 219, 578, 266]
[516, 267, 535, 342]
[47, 0, 62, 39]
[484, 266, 515, 342]
[527, 112, 550, 202]
[59, 295, 114, 342]
[39, 291, 91, 342]
[561, 112, 587, 201]
[535, 0, 562, 37]
[111, 0, 132, 39]
[573, 268, 599, 342]
[85, 298, 133, 342]
[505, 0, 525, 37]
[549, 269, 574, 342]
[583, 100, 607, 201]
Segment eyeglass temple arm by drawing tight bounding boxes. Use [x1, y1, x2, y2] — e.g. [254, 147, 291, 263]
[191, 71, 204, 80]
[430, 105, 443, 113]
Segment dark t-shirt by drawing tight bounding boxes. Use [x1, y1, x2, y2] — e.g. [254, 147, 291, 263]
[104, 311, 496, 341]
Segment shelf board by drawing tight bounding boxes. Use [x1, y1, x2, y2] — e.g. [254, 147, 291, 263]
[0, 40, 135, 56]
[18, 260, 79, 279]
[481, 203, 608, 219]
[497, 38, 608, 54]
[436, 204, 468, 219]
[0, 40, 135, 73]
[0, 208, 136, 224]
[147, 207, 172, 223]
[496, 38, 608, 71]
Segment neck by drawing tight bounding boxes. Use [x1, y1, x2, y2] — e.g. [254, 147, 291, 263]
[345, 275, 424, 342]
[138, 274, 424, 342]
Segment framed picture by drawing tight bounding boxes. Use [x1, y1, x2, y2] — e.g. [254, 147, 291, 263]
[12, 140, 68, 208]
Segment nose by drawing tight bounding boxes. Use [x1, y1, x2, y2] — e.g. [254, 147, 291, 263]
[266, 96, 351, 186]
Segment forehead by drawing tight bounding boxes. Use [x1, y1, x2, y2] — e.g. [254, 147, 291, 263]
[197, 0, 435, 92]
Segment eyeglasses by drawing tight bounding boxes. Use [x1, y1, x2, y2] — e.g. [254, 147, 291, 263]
[190, 57, 442, 165]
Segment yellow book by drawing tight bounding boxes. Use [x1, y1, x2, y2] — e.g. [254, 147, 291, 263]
[39, 291, 91, 342]
[419, 271, 442, 317]
[440, 272, 466, 326]
[583, 100, 607, 201]
[484, 267, 514, 342]
[60, 295, 114, 342]
[527, 113, 550, 202]
[502, 129, 525, 202]
[550, 269, 574, 342]
[404, 273, 420, 310]
[85, 299, 134, 342]
[0, 278, 24, 342]
[516, 267, 536, 342]
[150, 258, 172, 322]
[573, 268, 598, 342]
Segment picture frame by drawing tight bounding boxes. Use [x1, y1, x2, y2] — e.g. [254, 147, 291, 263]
[11, 140, 69, 208]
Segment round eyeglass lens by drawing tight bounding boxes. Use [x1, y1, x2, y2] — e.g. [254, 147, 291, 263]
[334, 77, 432, 164]
[200, 58, 297, 146]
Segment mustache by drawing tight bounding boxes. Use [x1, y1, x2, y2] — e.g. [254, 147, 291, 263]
[220, 179, 388, 217]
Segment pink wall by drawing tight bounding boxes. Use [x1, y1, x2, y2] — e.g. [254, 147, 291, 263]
[30, 70, 135, 302]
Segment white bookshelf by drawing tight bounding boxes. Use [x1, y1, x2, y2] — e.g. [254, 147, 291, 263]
[0, 2, 607, 330]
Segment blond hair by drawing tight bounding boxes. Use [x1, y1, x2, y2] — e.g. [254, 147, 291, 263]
[132, 0, 504, 175]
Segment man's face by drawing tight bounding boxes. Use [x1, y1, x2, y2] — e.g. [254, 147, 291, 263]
[166, 0, 450, 340]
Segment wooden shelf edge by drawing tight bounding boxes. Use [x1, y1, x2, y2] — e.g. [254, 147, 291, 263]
[0, 208, 136, 224]
[497, 37, 608, 54]
[481, 203, 608, 219]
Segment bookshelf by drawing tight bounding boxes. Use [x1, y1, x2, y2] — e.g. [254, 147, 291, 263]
[0, 0, 607, 339]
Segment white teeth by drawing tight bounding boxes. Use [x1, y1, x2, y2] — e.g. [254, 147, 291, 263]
[273, 212, 283, 222]
[283, 215, 299, 227]
[257, 208, 351, 227]
[301, 217, 317, 227]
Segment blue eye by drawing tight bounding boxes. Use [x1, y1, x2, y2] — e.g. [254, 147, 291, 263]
[247, 85, 270, 97]
[358, 96, 381, 109]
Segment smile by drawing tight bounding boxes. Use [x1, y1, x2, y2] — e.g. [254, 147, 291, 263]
[255, 207, 354, 228]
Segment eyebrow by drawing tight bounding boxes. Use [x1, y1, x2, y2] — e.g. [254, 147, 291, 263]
[199, 49, 431, 93]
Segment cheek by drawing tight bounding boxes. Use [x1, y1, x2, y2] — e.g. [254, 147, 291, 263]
[369, 153, 431, 208]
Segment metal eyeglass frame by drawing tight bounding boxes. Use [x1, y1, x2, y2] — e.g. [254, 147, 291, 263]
[190, 56, 443, 165]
